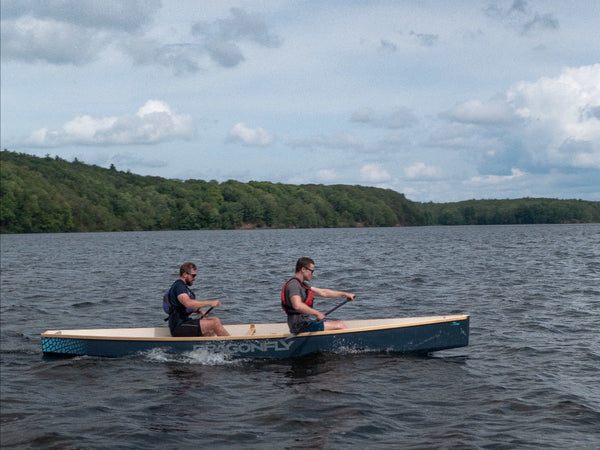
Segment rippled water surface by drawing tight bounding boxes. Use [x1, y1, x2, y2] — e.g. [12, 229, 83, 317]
[1, 225, 599, 448]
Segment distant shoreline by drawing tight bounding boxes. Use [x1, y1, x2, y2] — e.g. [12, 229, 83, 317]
[2, 150, 599, 233]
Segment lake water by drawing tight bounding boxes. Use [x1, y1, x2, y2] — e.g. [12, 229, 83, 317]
[1, 225, 599, 448]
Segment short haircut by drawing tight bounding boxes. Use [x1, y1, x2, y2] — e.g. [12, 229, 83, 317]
[295, 257, 315, 273]
[179, 262, 197, 276]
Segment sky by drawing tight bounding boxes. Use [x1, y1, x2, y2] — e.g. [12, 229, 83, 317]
[1, 0, 599, 203]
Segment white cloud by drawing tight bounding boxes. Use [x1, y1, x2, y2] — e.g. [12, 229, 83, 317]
[469, 168, 526, 184]
[360, 163, 391, 182]
[227, 123, 274, 147]
[1, 16, 104, 65]
[191, 7, 282, 68]
[0, 3, 279, 73]
[507, 64, 600, 169]
[1, 0, 160, 65]
[288, 132, 364, 150]
[25, 100, 195, 146]
[1, 0, 159, 31]
[409, 31, 438, 47]
[484, 1, 559, 36]
[404, 162, 441, 179]
[446, 97, 515, 124]
[352, 106, 417, 129]
[379, 39, 397, 53]
[316, 169, 339, 182]
[443, 64, 600, 173]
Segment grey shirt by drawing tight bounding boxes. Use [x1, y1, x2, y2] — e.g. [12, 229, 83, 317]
[284, 278, 311, 333]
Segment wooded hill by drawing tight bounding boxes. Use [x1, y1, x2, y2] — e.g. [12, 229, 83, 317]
[2, 150, 599, 233]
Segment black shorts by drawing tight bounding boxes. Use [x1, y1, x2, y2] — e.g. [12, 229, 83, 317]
[171, 318, 204, 337]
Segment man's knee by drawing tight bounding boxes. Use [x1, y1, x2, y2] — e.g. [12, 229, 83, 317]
[325, 320, 347, 331]
[205, 317, 223, 329]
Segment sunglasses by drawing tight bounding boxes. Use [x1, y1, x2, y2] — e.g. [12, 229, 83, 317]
[188, 273, 197, 278]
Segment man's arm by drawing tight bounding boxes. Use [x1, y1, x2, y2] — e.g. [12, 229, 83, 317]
[290, 295, 325, 321]
[177, 293, 221, 312]
[310, 287, 355, 301]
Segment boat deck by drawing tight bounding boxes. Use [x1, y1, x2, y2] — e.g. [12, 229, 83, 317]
[41, 315, 469, 340]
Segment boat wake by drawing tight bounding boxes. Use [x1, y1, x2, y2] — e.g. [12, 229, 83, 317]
[141, 347, 243, 366]
[330, 345, 374, 355]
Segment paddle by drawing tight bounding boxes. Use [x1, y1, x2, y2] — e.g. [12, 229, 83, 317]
[196, 306, 214, 318]
[323, 297, 352, 317]
[164, 303, 215, 321]
[293, 297, 353, 335]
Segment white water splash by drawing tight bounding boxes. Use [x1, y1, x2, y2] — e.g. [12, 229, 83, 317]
[142, 347, 242, 366]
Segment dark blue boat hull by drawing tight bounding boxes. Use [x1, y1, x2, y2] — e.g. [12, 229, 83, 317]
[42, 316, 469, 359]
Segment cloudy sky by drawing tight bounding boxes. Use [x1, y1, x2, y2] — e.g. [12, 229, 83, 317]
[2, 0, 599, 202]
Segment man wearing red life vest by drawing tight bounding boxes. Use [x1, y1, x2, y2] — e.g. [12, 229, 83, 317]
[281, 257, 355, 333]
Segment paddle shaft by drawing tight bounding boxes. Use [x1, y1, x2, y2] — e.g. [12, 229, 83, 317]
[322, 297, 352, 317]
[199, 306, 213, 318]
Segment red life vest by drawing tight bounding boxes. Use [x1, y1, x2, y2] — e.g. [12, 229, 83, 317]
[281, 277, 314, 313]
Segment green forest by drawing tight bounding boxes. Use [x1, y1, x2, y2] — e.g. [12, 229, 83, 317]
[2, 150, 599, 233]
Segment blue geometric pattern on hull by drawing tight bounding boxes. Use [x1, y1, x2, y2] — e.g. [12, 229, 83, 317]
[42, 337, 88, 355]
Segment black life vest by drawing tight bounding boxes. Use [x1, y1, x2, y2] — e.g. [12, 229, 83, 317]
[163, 282, 196, 321]
[281, 277, 314, 314]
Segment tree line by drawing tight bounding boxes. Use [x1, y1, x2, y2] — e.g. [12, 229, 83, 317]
[1, 150, 599, 233]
